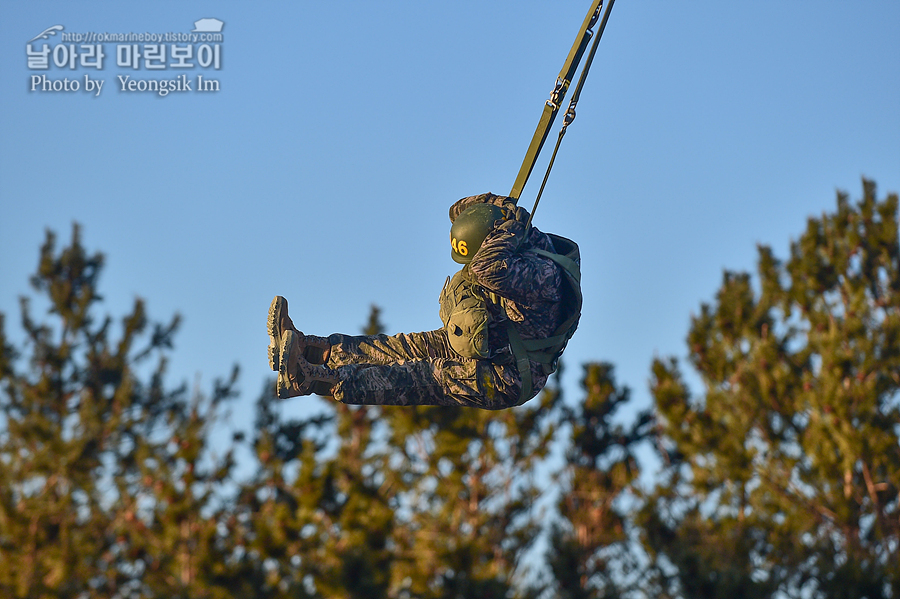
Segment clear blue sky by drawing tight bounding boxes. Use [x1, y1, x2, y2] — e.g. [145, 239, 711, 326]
[2, 2, 898, 451]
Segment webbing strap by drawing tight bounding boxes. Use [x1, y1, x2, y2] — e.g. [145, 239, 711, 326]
[509, 0, 604, 202]
[504, 244, 583, 403]
[529, 248, 581, 284]
[523, 0, 616, 233]
[505, 320, 534, 405]
[506, 324, 573, 404]
[522, 333, 569, 352]
[506, 258, 580, 402]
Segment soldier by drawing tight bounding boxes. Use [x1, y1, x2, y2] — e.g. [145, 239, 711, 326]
[267, 192, 581, 410]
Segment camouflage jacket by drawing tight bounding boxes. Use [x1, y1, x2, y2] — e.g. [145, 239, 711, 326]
[448, 193, 565, 383]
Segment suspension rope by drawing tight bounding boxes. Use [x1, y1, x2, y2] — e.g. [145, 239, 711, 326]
[524, 0, 616, 232]
[509, 0, 605, 203]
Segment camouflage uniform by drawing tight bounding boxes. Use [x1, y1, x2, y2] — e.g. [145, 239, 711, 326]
[325, 193, 565, 410]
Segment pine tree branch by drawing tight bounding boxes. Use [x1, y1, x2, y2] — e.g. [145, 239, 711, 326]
[861, 460, 888, 540]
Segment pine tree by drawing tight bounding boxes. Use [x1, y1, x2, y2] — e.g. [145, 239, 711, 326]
[237, 304, 398, 599]
[0, 225, 242, 598]
[232, 378, 332, 598]
[544, 363, 653, 599]
[644, 179, 900, 598]
[240, 303, 562, 598]
[383, 368, 560, 598]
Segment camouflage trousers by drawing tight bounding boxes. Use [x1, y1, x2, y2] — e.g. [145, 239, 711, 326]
[324, 329, 528, 410]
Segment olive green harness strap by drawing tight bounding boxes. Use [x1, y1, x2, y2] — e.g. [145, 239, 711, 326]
[522, 0, 617, 236]
[505, 321, 534, 406]
[530, 248, 581, 285]
[505, 247, 582, 405]
[509, 0, 603, 202]
[509, 0, 615, 203]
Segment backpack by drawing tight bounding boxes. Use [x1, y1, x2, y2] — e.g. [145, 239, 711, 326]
[505, 233, 582, 404]
[438, 234, 583, 404]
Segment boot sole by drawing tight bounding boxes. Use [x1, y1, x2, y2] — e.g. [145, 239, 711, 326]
[273, 330, 294, 399]
[276, 329, 295, 399]
[267, 296, 286, 372]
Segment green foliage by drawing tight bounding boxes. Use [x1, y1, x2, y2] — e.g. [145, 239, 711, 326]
[546, 363, 654, 599]
[240, 306, 563, 598]
[645, 179, 900, 598]
[0, 225, 242, 598]
[4, 177, 896, 599]
[383, 384, 559, 598]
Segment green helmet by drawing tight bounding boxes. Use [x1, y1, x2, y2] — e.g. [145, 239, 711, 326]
[450, 203, 508, 264]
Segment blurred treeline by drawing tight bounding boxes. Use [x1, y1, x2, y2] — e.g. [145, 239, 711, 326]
[1, 179, 898, 599]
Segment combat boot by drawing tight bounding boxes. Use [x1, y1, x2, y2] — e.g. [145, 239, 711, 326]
[277, 329, 342, 399]
[268, 296, 331, 370]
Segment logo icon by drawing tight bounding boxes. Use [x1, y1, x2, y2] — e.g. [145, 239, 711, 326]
[29, 25, 64, 43]
[192, 18, 224, 33]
